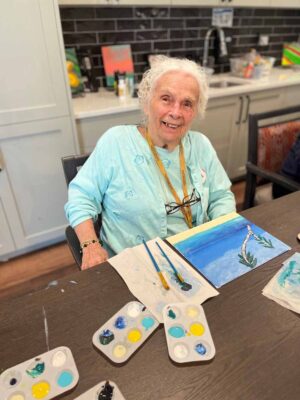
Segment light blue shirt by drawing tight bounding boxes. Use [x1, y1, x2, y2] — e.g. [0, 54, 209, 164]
[65, 125, 236, 256]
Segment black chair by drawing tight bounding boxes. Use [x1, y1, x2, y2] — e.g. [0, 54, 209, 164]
[61, 154, 101, 268]
[244, 105, 300, 209]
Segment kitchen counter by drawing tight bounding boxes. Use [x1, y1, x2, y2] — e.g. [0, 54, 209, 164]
[73, 67, 300, 120]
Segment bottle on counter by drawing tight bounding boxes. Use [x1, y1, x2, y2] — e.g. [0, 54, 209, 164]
[114, 70, 119, 96]
[118, 72, 126, 100]
[126, 73, 135, 98]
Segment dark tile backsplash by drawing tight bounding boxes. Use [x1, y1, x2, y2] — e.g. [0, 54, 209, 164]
[59, 5, 300, 87]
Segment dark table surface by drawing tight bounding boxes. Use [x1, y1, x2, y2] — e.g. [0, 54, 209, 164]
[1, 192, 300, 400]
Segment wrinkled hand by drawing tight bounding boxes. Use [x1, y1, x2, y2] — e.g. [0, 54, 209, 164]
[81, 243, 109, 270]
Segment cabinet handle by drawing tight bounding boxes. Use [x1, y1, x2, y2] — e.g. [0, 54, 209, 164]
[242, 95, 251, 123]
[235, 96, 244, 125]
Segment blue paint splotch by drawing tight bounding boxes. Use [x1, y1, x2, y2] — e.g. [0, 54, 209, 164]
[141, 316, 155, 330]
[168, 326, 185, 338]
[114, 316, 127, 329]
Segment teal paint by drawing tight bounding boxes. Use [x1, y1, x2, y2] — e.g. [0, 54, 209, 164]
[168, 309, 176, 319]
[57, 370, 74, 388]
[141, 316, 155, 330]
[168, 326, 185, 338]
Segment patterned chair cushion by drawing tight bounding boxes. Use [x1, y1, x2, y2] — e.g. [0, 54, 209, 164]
[258, 120, 300, 172]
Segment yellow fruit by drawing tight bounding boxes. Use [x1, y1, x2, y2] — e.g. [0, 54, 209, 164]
[68, 72, 80, 88]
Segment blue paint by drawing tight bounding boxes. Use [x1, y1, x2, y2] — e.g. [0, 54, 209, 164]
[142, 316, 155, 330]
[114, 316, 126, 329]
[195, 343, 207, 355]
[168, 326, 185, 338]
[57, 370, 73, 388]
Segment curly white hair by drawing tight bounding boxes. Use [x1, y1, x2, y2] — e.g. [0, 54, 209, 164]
[138, 55, 209, 121]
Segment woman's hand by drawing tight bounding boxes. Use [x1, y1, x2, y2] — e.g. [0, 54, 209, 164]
[81, 243, 109, 270]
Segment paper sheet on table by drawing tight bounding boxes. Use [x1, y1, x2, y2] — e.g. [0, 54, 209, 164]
[262, 252, 300, 314]
[109, 237, 219, 323]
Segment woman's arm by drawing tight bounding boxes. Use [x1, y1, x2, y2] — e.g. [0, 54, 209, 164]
[75, 219, 108, 270]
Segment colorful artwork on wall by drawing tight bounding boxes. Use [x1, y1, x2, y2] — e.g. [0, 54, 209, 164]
[167, 212, 291, 288]
[101, 45, 134, 87]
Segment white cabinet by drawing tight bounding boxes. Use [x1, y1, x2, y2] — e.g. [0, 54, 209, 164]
[0, 168, 17, 257]
[59, 0, 171, 5]
[191, 95, 240, 172]
[270, 0, 300, 8]
[0, 0, 77, 260]
[218, 0, 271, 6]
[171, 0, 218, 5]
[76, 110, 142, 153]
[227, 89, 283, 179]
[0, 0, 70, 127]
[281, 85, 300, 108]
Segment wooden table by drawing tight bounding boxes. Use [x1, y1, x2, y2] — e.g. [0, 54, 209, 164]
[1, 192, 300, 400]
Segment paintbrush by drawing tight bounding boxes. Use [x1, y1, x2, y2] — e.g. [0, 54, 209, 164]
[142, 240, 170, 290]
[155, 241, 185, 283]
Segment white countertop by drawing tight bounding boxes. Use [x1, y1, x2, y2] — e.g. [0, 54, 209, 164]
[73, 67, 300, 120]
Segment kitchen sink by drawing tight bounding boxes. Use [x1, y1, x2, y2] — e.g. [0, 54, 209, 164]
[209, 79, 249, 89]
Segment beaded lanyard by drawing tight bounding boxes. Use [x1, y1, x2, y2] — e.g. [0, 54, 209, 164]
[145, 129, 193, 229]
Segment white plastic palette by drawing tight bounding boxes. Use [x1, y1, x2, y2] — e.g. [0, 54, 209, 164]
[92, 301, 159, 363]
[74, 380, 125, 400]
[163, 303, 215, 363]
[0, 346, 79, 400]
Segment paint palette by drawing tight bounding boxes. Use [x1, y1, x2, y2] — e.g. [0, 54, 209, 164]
[0, 346, 79, 400]
[74, 380, 125, 399]
[92, 301, 159, 363]
[162, 303, 215, 363]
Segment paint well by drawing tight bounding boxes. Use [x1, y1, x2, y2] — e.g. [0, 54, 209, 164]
[8, 393, 25, 400]
[3, 370, 22, 388]
[127, 328, 142, 343]
[141, 316, 155, 330]
[57, 370, 73, 388]
[186, 305, 199, 318]
[99, 329, 115, 345]
[168, 326, 185, 338]
[114, 316, 127, 329]
[52, 350, 67, 367]
[173, 343, 189, 359]
[31, 381, 51, 399]
[195, 343, 207, 355]
[113, 344, 127, 358]
[127, 302, 142, 318]
[26, 360, 45, 378]
[190, 322, 205, 336]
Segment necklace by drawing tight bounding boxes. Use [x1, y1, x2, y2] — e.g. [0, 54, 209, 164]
[145, 129, 193, 229]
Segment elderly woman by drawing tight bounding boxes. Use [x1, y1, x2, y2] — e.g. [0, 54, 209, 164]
[65, 55, 236, 270]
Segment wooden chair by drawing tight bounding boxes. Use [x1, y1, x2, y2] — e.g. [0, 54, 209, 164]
[244, 105, 300, 209]
[61, 154, 101, 268]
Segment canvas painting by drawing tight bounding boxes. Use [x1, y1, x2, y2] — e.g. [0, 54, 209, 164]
[167, 212, 291, 288]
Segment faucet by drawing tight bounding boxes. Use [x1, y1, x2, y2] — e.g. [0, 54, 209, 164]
[202, 26, 228, 68]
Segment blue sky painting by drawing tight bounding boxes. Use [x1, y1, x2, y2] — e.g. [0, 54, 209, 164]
[171, 214, 290, 288]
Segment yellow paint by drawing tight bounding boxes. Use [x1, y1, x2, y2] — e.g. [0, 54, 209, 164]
[113, 344, 127, 358]
[190, 322, 205, 336]
[8, 395, 25, 400]
[127, 329, 142, 343]
[167, 212, 239, 244]
[31, 381, 50, 399]
[186, 306, 199, 318]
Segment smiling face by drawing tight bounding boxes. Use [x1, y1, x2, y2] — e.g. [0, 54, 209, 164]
[144, 70, 200, 150]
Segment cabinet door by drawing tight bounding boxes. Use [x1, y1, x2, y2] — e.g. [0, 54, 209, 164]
[76, 110, 142, 153]
[0, 0, 70, 126]
[228, 89, 283, 179]
[219, 0, 271, 6]
[270, 0, 300, 8]
[0, 172, 16, 258]
[192, 95, 240, 173]
[282, 85, 300, 108]
[0, 117, 77, 250]
[171, 0, 218, 5]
